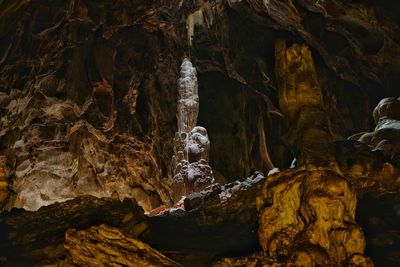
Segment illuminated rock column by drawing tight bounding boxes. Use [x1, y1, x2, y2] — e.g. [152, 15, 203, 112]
[171, 58, 214, 202]
[256, 41, 372, 266]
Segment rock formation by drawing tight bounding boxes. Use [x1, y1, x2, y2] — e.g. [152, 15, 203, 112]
[0, 196, 147, 265]
[172, 58, 215, 202]
[275, 40, 336, 169]
[254, 41, 372, 266]
[0, 157, 9, 208]
[259, 169, 371, 266]
[350, 97, 400, 160]
[0, 0, 399, 266]
[63, 225, 180, 267]
[177, 58, 200, 134]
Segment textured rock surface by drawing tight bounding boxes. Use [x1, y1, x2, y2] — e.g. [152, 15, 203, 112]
[336, 98, 400, 195]
[62, 225, 179, 267]
[0, 0, 183, 211]
[0, 196, 146, 265]
[172, 59, 215, 202]
[0, 173, 264, 266]
[172, 125, 215, 202]
[212, 253, 277, 267]
[177, 58, 199, 134]
[336, 140, 400, 194]
[350, 97, 400, 160]
[259, 170, 371, 266]
[259, 39, 371, 265]
[0, 166, 398, 266]
[275, 40, 335, 168]
[0, 159, 9, 208]
[144, 172, 265, 266]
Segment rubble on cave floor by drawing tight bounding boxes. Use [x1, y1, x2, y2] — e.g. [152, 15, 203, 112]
[151, 171, 265, 216]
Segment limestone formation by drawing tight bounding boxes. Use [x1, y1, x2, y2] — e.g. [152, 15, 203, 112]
[342, 97, 400, 194]
[0, 158, 8, 208]
[335, 140, 400, 194]
[349, 97, 400, 160]
[177, 58, 199, 133]
[4, 120, 166, 211]
[172, 59, 214, 202]
[0, 196, 147, 265]
[258, 170, 371, 266]
[275, 40, 336, 169]
[62, 225, 180, 267]
[260, 41, 372, 265]
[212, 253, 277, 267]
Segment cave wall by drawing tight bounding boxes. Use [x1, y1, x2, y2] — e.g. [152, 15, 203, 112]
[0, 0, 187, 210]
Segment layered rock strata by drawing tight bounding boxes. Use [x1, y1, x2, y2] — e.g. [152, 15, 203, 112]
[62, 225, 180, 267]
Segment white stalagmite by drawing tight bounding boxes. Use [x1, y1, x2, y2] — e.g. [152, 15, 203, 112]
[172, 58, 214, 202]
[177, 58, 199, 133]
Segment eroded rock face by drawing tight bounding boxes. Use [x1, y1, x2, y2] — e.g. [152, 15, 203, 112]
[259, 170, 371, 266]
[0, 157, 9, 208]
[62, 225, 179, 267]
[0, 196, 147, 265]
[172, 126, 214, 200]
[258, 40, 371, 265]
[350, 97, 400, 160]
[336, 140, 400, 194]
[0, 0, 183, 211]
[0, 172, 265, 266]
[341, 97, 400, 194]
[275, 40, 336, 169]
[144, 171, 265, 266]
[6, 120, 168, 211]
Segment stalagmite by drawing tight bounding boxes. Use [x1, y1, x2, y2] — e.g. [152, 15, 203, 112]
[349, 97, 400, 158]
[177, 58, 199, 133]
[255, 41, 373, 266]
[172, 58, 214, 202]
[274, 40, 335, 169]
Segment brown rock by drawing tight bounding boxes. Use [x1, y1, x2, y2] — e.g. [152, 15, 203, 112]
[0, 158, 9, 208]
[275, 40, 336, 169]
[63, 225, 180, 267]
[0, 196, 146, 265]
[258, 169, 371, 266]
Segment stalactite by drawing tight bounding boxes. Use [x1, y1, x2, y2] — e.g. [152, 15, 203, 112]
[187, 10, 204, 47]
